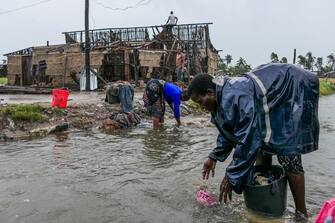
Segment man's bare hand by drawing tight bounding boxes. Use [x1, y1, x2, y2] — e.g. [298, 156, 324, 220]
[219, 176, 233, 204]
[202, 158, 217, 180]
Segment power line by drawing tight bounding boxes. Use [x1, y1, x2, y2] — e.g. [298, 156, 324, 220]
[0, 0, 152, 16]
[0, 0, 54, 15]
[93, 0, 150, 10]
[90, 6, 97, 29]
[92, 0, 152, 11]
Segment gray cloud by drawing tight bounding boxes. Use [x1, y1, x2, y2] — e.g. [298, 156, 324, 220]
[1, 0, 334, 67]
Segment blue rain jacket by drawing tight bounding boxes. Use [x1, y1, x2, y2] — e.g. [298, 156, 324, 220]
[209, 64, 319, 194]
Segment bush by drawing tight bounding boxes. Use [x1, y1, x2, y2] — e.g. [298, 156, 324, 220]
[319, 79, 335, 96]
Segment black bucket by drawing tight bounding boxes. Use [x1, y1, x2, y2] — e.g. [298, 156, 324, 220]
[243, 165, 288, 217]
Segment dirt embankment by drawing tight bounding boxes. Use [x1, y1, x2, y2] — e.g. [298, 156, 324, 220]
[0, 101, 147, 141]
[0, 88, 212, 142]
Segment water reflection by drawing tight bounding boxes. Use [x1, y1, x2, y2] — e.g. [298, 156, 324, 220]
[54, 132, 69, 143]
[142, 128, 184, 167]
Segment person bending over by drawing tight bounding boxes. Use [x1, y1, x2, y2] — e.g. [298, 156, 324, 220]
[188, 64, 319, 218]
[143, 78, 189, 129]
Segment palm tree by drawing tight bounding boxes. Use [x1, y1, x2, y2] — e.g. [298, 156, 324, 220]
[219, 57, 227, 71]
[327, 53, 335, 70]
[232, 57, 251, 75]
[270, 52, 279, 63]
[305, 52, 315, 71]
[315, 57, 323, 75]
[280, 57, 288, 63]
[297, 55, 307, 69]
[224, 54, 233, 66]
[236, 57, 247, 67]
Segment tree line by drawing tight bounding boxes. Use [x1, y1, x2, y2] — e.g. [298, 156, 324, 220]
[219, 52, 335, 76]
[218, 55, 252, 76]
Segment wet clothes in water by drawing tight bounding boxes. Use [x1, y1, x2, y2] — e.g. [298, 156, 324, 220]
[119, 84, 134, 113]
[114, 111, 141, 128]
[105, 83, 134, 113]
[209, 63, 319, 193]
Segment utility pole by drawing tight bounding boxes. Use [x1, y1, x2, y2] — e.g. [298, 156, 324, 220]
[85, 0, 91, 91]
[293, 48, 296, 64]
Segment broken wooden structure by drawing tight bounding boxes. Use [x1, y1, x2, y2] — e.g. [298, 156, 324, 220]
[5, 23, 220, 88]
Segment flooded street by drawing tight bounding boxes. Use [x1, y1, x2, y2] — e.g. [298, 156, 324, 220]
[0, 95, 334, 223]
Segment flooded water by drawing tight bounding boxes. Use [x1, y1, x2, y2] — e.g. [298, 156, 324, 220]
[0, 96, 335, 223]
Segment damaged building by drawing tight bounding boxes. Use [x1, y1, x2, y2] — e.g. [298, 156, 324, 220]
[5, 23, 220, 88]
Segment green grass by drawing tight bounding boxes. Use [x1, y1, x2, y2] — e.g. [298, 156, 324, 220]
[319, 79, 335, 96]
[1, 104, 48, 122]
[0, 77, 7, 85]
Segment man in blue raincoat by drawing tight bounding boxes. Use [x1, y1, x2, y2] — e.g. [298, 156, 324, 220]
[188, 64, 319, 217]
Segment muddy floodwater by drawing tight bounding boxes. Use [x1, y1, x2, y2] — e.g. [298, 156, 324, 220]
[0, 96, 334, 223]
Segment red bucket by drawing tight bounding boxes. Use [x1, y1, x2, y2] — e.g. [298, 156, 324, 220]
[51, 89, 69, 109]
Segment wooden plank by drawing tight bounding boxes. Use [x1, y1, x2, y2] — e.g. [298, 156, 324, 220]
[165, 37, 177, 66]
[155, 26, 160, 34]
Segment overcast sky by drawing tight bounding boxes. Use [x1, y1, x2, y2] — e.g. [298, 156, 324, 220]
[0, 0, 334, 67]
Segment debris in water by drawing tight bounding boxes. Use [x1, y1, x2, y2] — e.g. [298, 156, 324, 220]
[196, 186, 217, 206]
